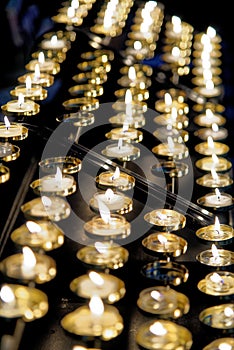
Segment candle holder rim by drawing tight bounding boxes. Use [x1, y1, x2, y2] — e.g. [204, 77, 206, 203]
[39, 155, 82, 174]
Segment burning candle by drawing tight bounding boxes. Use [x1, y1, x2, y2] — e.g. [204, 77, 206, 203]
[102, 138, 140, 161]
[196, 216, 233, 243]
[40, 34, 67, 51]
[18, 64, 54, 87]
[61, 295, 124, 340]
[195, 153, 232, 173]
[0, 246, 56, 283]
[10, 220, 64, 251]
[199, 304, 234, 330]
[0, 116, 28, 141]
[1, 94, 40, 116]
[10, 76, 47, 101]
[196, 244, 233, 267]
[202, 337, 234, 349]
[155, 92, 189, 115]
[194, 123, 228, 141]
[91, 188, 126, 212]
[194, 136, 229, 156]
[152, 136, 189, 160]
[193, 108, 226, 127]
[194, 79, 222, 98]
[205, 271, 234, 294]
[142, 232, 187, 257]
[96, 166, 135, 191]
[25, 51, 60, 75]
[197, 188, 233, 210]
[144, 209, 186, 231]
[70, 271, 126, 303]
[196, 169, 233, 189]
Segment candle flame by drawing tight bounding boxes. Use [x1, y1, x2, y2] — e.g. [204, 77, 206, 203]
[215, 188, 221, 200]
[201, 34, 211, 46]
[224, 306, 233, 317]
[71, 0, 79, 9]
[128, 67, 136, 82]
[203, 69, 212, 82]
[67, 6, 75, 18]
[171, 107, 177, 121]
[207, 135, 214, 149]
[98, 199, 111, 224]
[26, 220, 42, 233]
[122, 122, 129, 133]
[89, 295, 104, 316]
[218, 344, 232, 350]
[125, 89, 133, 119]
[156, 211, 167, 220]
[112, 167, 120, 180]
[212, 153, 219, 165]
[149, 321, 167, 336]
[211, 243, 220, 260]
[22, 246, 36, 269]
[158, 234, 167, 244]
[167, 136, 174, 152]
[206, 26, 216, 39]
[18, 93, 24, 107]
[103, 12, 112, 29]
[172, 15, 182, 33]
[117, 138, 123, 149]
[0, 285, 15, 303]
[211, 168, 219, 180]
[105, 188, 114, 201]
[150, 290, 162, 301]
[94, 241, 109, 254]
[205, 80, 214, 90]
[25, 76, 32, 90]
[51, 35, 58, 45]
[133, 41, 142, 50]
[55, 167, 63, 182]
[34, 63, 41, 79]
[210, 272, 222, 283]
[214, 216, 221, 232]
[164, 92, 172, 106]
[89, 271, 104, 286]
[41, 195, 52, 207]
[38, 51, 45, 65]
[212, 123, 219, 132]
[4, 116, 11, 129]
[171, 46, 180, 58]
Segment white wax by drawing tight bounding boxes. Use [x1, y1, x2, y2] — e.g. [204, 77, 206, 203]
[0, 124, 22, 137]
[105, 143, 135, 157]
[93, 192, 125, 211]
[41, 175, 74, 192]
[41, 39, 66, 50]
[78, 278, 117, 298]
[6, 100, 36, 113]
[204, 194, 232, 207]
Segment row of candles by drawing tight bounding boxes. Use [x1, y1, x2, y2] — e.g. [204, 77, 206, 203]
[1, 1, 234, 349]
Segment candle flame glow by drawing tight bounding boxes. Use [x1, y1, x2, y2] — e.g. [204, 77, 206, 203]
[205, 80, 214, 90]
[0, 285, 15, 303]
[158, 234, 167, 244]
[218, 344, 232, 350]
[89, 295, 104, 316]
[55, 167, 63, 183]
[207, 135, 214, 149]
[117, 138, 123, 149]
[133, 41, 142, 50]
[209, 272, 223, 284]
[26, 76, 32, 90]
[149, 321, 167, 336]
[105, 188, 114, 201]
[89, 271, 104, 286]
[98, 199, 111, 224]
[211, 244, 220, 260]
[215, 188, 221, 201]
[206, 26, 216, 39]
[94, 241, 109, 254]
[172, 46, 180, 58]
[164, 92, 172, 106]
[22, 246, 36, 269]
[71, 0, 79, 10]
[128, 67, 136, 82]
[34, 63, 41, 79]
[103, 12, 112, 29]
[41, 195, 52, 207]
[224, 306, 233, 317]
[211, 168, 219, 180]
[214, 216, 221, 232]
[150, 290, 162, 301]
[67, 6, 75, 18]
[4, 116, 11, 129]
[212, 153, 219, 165]
[212, 123, 219, 132]
[18, 93, 24, 107]
[172, 15, 182, 33]
[38, 51, 45, 65]
[26, 221, 42, 233]
[112, 167, 120, 180]
[51, 35, 58, 45]
[167, 136, 175, 152]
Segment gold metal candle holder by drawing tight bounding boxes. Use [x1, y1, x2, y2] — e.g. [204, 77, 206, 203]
[89, 190, 133, 214]
[193, 85, 222, 98]
[141, 260, 189, 286]
[0, 283, 48, 320]
[0, 122, 28, 142]
[51, 12, 83, 27]
[0, 144, 20, 162]
[10, 84, 48, 101]
[142, 232, 188, 258]
[203, 337, 234, 350]
[105, 127, 143, 143]
[196, 173, 233, 189]
[68, 84, 103, 98]
[0, 250, 57, 284]
[155, 98, 189, 115]
[32, 49, 67, 64]
[194, 140, 230, 156]
[109, 112, 146, 128]
[136, 319, 193, 350]
[111, 99, 147, 113]
[194, 126, 228, 141]
[144, 209, 186, 232]
[197, 271, 234, 296]
[77, 59, 111, 74]
[102, 141, 140, 162]
[114, 87, 149, 102]
[80, 49, 115, 62]
[196, 223, 233, 244]
[72, 71, 108, 85]
[61, 303, 124, 340]
[153, 127, 189, 143]
[77, 242, 129, 270]
[10, 220, 64, 251]
[83, 214, 131, 240]
[151, 161, 189, 180]
[30, 174, 76, 197]
[40, 30, 73, 51]
[38, 156, 82, 174]
[56, 111, 95, 126]
[193, 111, 226, 127]
[119, 64, 153, 77]
[152, 141, 189, 161]
[70, 272, 126, 303]
[62, 97, 99, 111]
[195, 156, 232, 173]
[1, 100, 40, 117]
[196, 246, 234, 267]
[21, 196, 71, 222]
[137, 286, 190, 318]
[197, 191, 234, 212]
[18, 72, 54, 87]
[95, 169, 135, 191]
[153, 113, 189, 129]
[199, 303, 234, 330]
[25, 59, 60, 75]
[0, 164, 10, 184]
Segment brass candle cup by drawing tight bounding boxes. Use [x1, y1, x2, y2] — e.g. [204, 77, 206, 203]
[102, 142, 140, 162]
[193, 85, 222, 98]
[0, 283, 48, 320]
[10, 220, 64, 251]
[116, 75, 151, 89]
[38, 156, 82, 175]
[0, 252, 56, 284]
[56, 111, 95, 126]
[1, 100, 40, 117]
[0, 122, 28, 142]
[198, 271, 234, 296]
[30, 174, 77, 197]
[119, 64, 153, 77]
[0, 164, 10, 184]
[155, 99, 189, 115]
[80, 49, 114, 62]
[70, 273, 126, 303]
[95, 170, 135, 191]
[197, 192, 234, 212]
[196, 223, 233, 244]
[152, 142, 189, 161]
[60, 304, 124, 340]
[32, 49, 66, 63]
[83, 214, 131, 240]
[153, 113, 189, 129]
[141, 260, 189, 286]
[196, 248, 234, 267]
[142, 232, 188, 258]
[77, 242, 129, 270]
[62, 97, 99, 111]
[21, 196, 71, 222]
[108, 112, 146, 128]
[144, 209, 186, 232]
[136, 319, 193, 350]
[10, 84, 48, 101]
[0, 144, 20, 162]
[25, 59, 60, 75]
[18, 72, 54, 87]
[194, 141, 229, 156]
[153, 127, 189, 143]
[199, 303, 234, 330]
[112, 99, 147, 113]
[193, 112, 226, 127]
[77, 59, 111, 74]
[51, 12, 83, 27]
[194, 127, 228, 141]
[191, 75, 222, 87]
[72, 71, 107, 85]
[137, 286, 190, 318]
[202, 337, 234, 350]
[68, 84, 103, 97]
[105, 127, 143, 143]
[192, 102, 225, 114]
[195, 156, 232, 173]
[89, 191, 133, 214]
[196, 173, 233, 189]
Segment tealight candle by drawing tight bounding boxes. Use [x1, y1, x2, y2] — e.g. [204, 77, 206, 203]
[194, 137, 229, 156]
[21, 195, 71, 221]
[196, 216, 233, 243]
[0, 116, 28, 141]
[196, 169, 233, 189]
[205, 271, 234, 294]
[0, 247, 57, 284]
[196, 244, 233, 267]
[1, 95, 40, 116]
[18, 64, 54, 87]
[155, 92, 189, 115]
[40, 34, 68, 51]
[142, 232, 187, 257]
[195, 154, 232, 173]
[102, 139, 140, 161]
[193, 109, 226, 127]
[91, 188, 125, 211]
[136, 319, 193, 350]
[152, 137, 189, 160]
[144, 208, 186, 231]
[25, 52, 60, 75]
[109, 111, 146, 128]
[10, 83, 47, 101]
[10, 220, 65, 251]
[197, 188, 233, 210]
[70, 271, 126, 303]
[199, 304, 234, 330]
[0, 284, 48, 320]
[194, 124, 228, 141]
[96, 167, 135, 191]
[61, 296, 124, 340]
[194, 80, 222, 98]
[202, 337, 234, 350]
